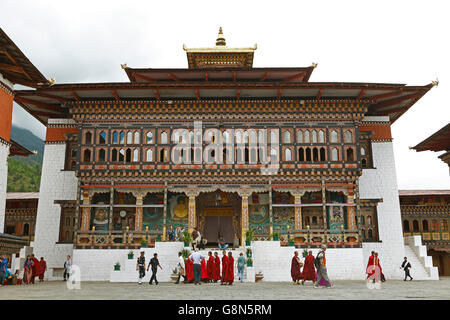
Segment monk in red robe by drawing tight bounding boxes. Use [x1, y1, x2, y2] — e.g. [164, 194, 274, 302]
[30, 254, 39, 284]
[213, 252, 221, 282]
[367, 252, 384, 282]
[185, 256, 194, 283]
[301, 250, 316, 285]
[366, 251, 375, 279]
[220, 250, 228, 285]
[207, 251, 214, 283]
[225, 252, 234, 285]
[291, 251, 302, 285]
[201, 257, 208, 283]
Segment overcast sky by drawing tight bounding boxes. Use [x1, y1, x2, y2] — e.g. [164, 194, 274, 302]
[2, 0, 449, 189]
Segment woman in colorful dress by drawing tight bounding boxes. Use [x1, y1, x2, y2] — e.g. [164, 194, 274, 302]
[23, 256, 34, 284]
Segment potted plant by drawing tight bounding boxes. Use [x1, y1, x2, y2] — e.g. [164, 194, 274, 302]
[255, 271, 264, 282]
[141, 239, 147, 248]
[171, 268, 179, 282]
[128, 250, 134, 259]
[182, 230, 192, 247]
[247, 257, 253, 267]
[245, 229, 255, 246]
[272, 232, 281, 241]
[114, 262, 121, 271]
[246, 248, 252, 258]
[302, 248, 308, 258]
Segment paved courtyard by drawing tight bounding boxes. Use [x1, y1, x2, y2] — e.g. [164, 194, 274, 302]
[0, 278, 449, 300]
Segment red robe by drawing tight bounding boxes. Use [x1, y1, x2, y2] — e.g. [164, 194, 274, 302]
[221, 255, 228, 283]
[225, 256, 234, 283]
[185, 258, 194, 282]
[302, 254, 316, 281]
[31, 257, 39, 283]
[201, 258, 207, 280]
[366, 255, 374, 278]
[207, 256, 214, 280]
[39, 260, 47, 279]
[367, 257, 382, 280]
[291, 256, 302, 281]
[213, 256, 221, 281]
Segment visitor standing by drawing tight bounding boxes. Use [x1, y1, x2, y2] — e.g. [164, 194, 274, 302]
[167, 225, 175, 241]
[23, 255, 33, 284]
[400, 257, 413, 281]
[314, 245, 333, 288]
[38, 257, 47, 282]
[0, 255, 7, 286]
[147, 253, 162, 285]
[192, 228, 201, 250]
[189, 249, 203, 285]
[63, 255, 72, 281]
[291, 251, 302, 285]
[301, 250, 316, 285]
[136, 251, 146, 284]
[225, 251, 234, 285]
[175, 251, 186, 284]
[220, 250, 228, 285]
[237, 252, 246, 283]
[30, 254, 39, 284]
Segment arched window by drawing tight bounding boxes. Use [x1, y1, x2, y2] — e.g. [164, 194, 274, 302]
[249, 131, 257, 145]
[297, 131, 303, 143]
[313, 148, 319, 162]
[360, 216, 365, 225]
[306, 147, 311, 162]
[133, 149, 139, 162]
[134, 131, 140, 144]
[304, 131, 310, 143]
[189, 131, 194, 144]
[318, 130, 325, 143]
[223, 131, 230, 144]
[312, 216, 317, 225]
[346, 148, 354, 161]
[345, 131, 353, 143]
[298, 148, 304, 161]
[250, 148, 257, 163]
[119, 149, 125, 162]
[98, 149, 106, 162]
[85, 132, 92, 144]
[243, 131, 249, 143]
[361, 147, 366, 156]
[258, 130, 265, 144]
[161, 132, 168, 144]
[330, 130, 338, 143]
[83, 149, 91, 162]
[146, 149, 153, 162]
[270, 148, 277, 162]
[235, 131, 242, 144]
[403, 220, 410, 232]
[195, 131, 202, 144]
[320, 147, 326, 161]
[146, 132, 153, 144]
[160, 149, 167, 162]
[127, 132, 133, 144]
[331, 148, 339, 161]
[119, 131, 125, 144]
[422, 220, 429, 231]
[362, 159, 367, 167]
[112, 131, 118, 144]
[367, 215, 372, 226]
[413, 220, 419, 231]
[312, 130, 317, 143]
[244, 148, 249, 163]
[126, 148, 132, 162]
[368, 229, 373, 240]
[285, 148, 292, 161]
[112, 149, 118, 162]
[99, 131, 106, 144]
[284, 131, 291, 143]
[23, 223, 29, 236]
[270, 130, 278, 143]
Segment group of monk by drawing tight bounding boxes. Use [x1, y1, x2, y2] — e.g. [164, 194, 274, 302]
[291, 250, 318, 285]
[366, 251, 385, 282]
[183, 250, 235, 285]
[23, 254, 47, 284]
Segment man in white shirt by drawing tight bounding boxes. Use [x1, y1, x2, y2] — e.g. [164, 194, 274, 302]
[192, 228, 202, 250]
[175, 251, 186, 284]
[189, 249, 203, 285]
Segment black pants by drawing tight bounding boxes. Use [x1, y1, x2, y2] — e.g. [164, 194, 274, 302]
[150, 268, 158, 283]
[193, 264, 201, 284]
[63, 269, 70, 280]
[138, 266, 145, 279]
[404, 269, 412, 280]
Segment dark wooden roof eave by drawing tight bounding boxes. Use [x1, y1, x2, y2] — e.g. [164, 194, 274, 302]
[412, 123, 450, 152]
[9, 139, 34, 157]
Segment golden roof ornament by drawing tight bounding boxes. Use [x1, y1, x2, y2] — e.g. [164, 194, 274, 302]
[216, 27, 226, 46]
[431, 78, 439, 87]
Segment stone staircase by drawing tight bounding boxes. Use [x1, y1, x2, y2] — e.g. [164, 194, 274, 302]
[403, 236, 439, 280]
[110, 242, 250, 282]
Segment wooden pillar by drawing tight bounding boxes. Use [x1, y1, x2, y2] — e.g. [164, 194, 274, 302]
[269, 181, 274, 235]
[108, 181, 114, 231]
[241, 193, 249, 245]
[294, 193, 302, 230]
[81, 190, 91, 231]
[73, 179, 81, 244]
[347, 189, 356, 230]
[321, 179, 327, 243]
[188, 193, 196, 233]
[135, 193, 143, 231]
[162, 184, 168, 241]
[355, 177, 362, 242]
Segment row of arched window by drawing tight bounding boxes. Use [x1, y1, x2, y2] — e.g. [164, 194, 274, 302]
[403, 219, 448, 232]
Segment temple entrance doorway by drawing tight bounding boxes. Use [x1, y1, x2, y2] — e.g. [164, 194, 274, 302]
[204, 208, 234, 244]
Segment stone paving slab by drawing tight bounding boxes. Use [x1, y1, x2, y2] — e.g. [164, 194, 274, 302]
[0, 278, 449, 300]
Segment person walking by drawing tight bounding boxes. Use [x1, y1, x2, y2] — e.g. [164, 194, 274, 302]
[206, 251, 214, 283]
[220, 250, 228, 285]
[400, 257, 413, 281]
[237, 252, 246, 283]
[30, 254, 39, 284]
[213, 251, 221, 283]
[63, 255, 72, 281]
[136, 251, 146, 284]
[147, 253, 162, 285]
[189, 249, 203, 285]
[175, 252, 186, 284]
[291, 251, 302, 285]
[225, 252, 235, 285]
[23, 255, 33, 284]
[301, 250, 316, 285]
[38, 257, 47, 282]
[314, 245, 333, 288]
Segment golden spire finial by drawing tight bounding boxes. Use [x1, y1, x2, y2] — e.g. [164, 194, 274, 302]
[216, 27, 226, 46]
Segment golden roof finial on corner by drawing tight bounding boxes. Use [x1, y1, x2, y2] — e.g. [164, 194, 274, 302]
[48, 78, 56, 86]
[431, 78, 439, 87]
[216, 27, 226, 46]
[121, 63, 128, 69]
